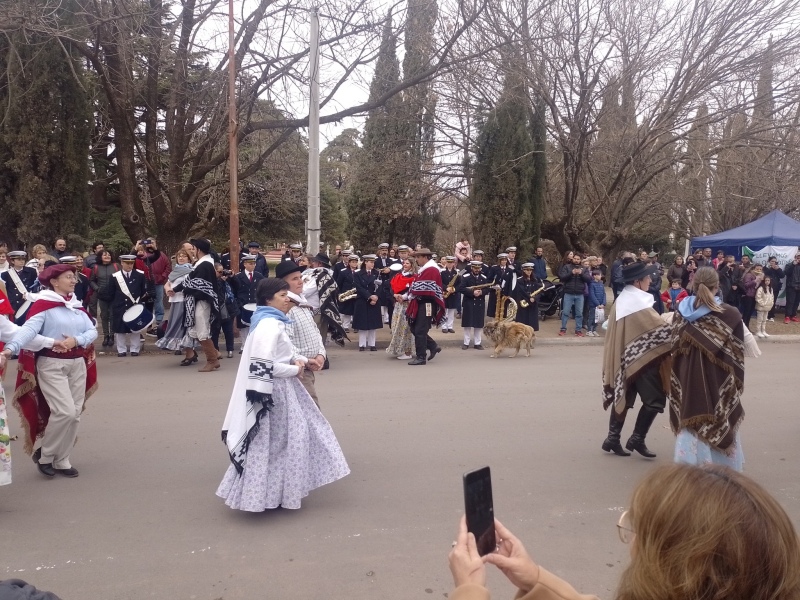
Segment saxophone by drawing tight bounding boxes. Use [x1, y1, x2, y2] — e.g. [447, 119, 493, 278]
[519, 284, 546, 308]
[443, 270, 461, 298]
[338, 288, 357, 302]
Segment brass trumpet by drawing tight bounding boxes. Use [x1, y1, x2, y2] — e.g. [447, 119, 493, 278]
[338, 288, 357, 302]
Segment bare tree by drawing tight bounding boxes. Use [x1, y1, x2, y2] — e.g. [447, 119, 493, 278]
[2, 0, 487, 250]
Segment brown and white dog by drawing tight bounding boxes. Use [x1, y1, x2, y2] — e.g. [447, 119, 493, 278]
[482, 320, 536, 358]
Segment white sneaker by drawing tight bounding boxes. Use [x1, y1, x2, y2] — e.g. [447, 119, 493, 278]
[756, 332, 765, 338]
[763, 331, 770, 337]
[397, 354, 412, 360]
[768, 318, 775, 322]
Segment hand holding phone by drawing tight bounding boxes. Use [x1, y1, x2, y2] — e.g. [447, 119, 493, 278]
[463, 467, 496, 556]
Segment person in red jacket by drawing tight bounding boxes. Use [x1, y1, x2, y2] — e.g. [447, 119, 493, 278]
[661, 279, 688, 312]
[139, 238, 171, 327]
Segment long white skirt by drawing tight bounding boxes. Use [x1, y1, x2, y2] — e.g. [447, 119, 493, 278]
[216, 377, 349, 511]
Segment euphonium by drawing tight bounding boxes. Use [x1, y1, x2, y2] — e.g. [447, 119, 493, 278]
[338, 288, 357, 302]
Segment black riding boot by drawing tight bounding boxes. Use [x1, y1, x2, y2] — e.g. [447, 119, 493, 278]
[602, 410, 631, 456]
[625, 407, 659, 458]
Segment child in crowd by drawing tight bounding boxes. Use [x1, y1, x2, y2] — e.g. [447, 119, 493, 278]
[586, 270, 605, 336]
[755, 275, 775, 338]
[661, 279, 688, 312]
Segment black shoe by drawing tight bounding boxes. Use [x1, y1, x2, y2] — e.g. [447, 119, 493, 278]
[56, 467, 79, 478]
[353, 329, 359, 333]
[462, 344, 470, 350]
[602, 410, 631, 456]
[428, 346, 442, 361]
[130, 352, 139, 357]
[117, 352, 127, 357]
[369, 346, 377, 352]
[625, 407, 659, 458]
[474, 344, 484, 350]
[32, 448, 41, 463]
[37, 462, 56, 478]
[174, 350, 183, 355]
[407, 357, 427, 365]
[359, 347, 366, 352]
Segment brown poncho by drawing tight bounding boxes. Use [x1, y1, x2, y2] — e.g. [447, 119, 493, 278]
[668, 303, 745, 451]
[602, 291, 672, 415]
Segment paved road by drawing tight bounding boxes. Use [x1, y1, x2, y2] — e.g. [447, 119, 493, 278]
[3, 342, 799, 600]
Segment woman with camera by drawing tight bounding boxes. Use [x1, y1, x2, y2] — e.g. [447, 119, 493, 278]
[448, 464, 800, 600]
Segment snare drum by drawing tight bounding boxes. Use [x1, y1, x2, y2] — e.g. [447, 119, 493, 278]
[123, 304, 154, 334]
[240, 303, 257, 326]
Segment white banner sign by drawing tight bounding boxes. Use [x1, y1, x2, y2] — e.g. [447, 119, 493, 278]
[745, 245, 798, 306]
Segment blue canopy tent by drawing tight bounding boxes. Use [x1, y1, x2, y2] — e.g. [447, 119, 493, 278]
[691, 210, 800, 256]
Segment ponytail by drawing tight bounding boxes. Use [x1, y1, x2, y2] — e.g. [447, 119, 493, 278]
[691, 266, 722, 312]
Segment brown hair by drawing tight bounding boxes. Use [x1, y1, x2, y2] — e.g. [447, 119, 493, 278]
[690, 266, 722, 312]
[616, 464, 800, 600]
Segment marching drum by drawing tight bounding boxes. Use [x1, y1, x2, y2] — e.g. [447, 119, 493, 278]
[122, 304, 154, 334]
[240, 303, 257, 326]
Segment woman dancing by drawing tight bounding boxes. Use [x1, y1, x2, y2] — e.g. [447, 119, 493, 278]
[216, 278, 349, 511]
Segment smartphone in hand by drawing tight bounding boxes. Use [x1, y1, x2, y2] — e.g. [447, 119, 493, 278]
[463, 466, 496, 556]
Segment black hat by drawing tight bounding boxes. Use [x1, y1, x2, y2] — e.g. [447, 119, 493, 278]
[190, 238, 212, 254]
[248, 241, 261, 248]
[275, 260, 303, 279]
[312, 253, 332, 268]
[622, 261, 658, 283]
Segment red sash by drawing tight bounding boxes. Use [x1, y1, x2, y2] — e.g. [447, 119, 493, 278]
[12, 299, 98, 455]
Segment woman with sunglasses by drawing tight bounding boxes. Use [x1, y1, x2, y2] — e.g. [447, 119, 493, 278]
[448, 464, 800, 600]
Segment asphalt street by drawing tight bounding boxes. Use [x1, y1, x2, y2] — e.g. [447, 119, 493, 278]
[2, 341, 800, 600]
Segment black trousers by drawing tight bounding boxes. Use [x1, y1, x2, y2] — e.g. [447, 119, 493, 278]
[624, 365, 667, 413]
[787, 287, 800, 318]
[740, 295, 756, 327]
[413, 313, 437, 359]
[212, 318, 235, 351]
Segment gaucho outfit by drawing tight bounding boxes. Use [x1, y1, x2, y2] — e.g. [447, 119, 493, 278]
[406, 257, 445, 363]
[183, 253, 220, 371]
[8, 290, 98, 473]
[669, 297, 748, 471]
[601, 280, 671, 458]
[216, 307, 349, 511]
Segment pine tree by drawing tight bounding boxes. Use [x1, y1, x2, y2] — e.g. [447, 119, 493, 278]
[469, 71, 537, 257]
[0, 26, 91, 248]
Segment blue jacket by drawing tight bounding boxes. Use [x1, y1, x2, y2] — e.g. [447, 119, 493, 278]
[531, 256, 548, 280]
[588, 280, 606, 308]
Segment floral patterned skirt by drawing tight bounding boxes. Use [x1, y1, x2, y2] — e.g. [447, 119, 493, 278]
[216, 377, 350, 511]
[0, 388, 11, 486]
[386, 302, 413, 357]
[674, 428, 744, 472]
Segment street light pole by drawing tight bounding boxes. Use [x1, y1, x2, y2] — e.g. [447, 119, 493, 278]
[306, 7, 321, 255]
[228, 0, 240, 274]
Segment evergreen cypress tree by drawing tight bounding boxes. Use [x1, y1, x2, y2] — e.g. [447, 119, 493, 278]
[0, 26, 91, 248]
[469, 71, 538, 257]
[346, 15, 405, 248]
